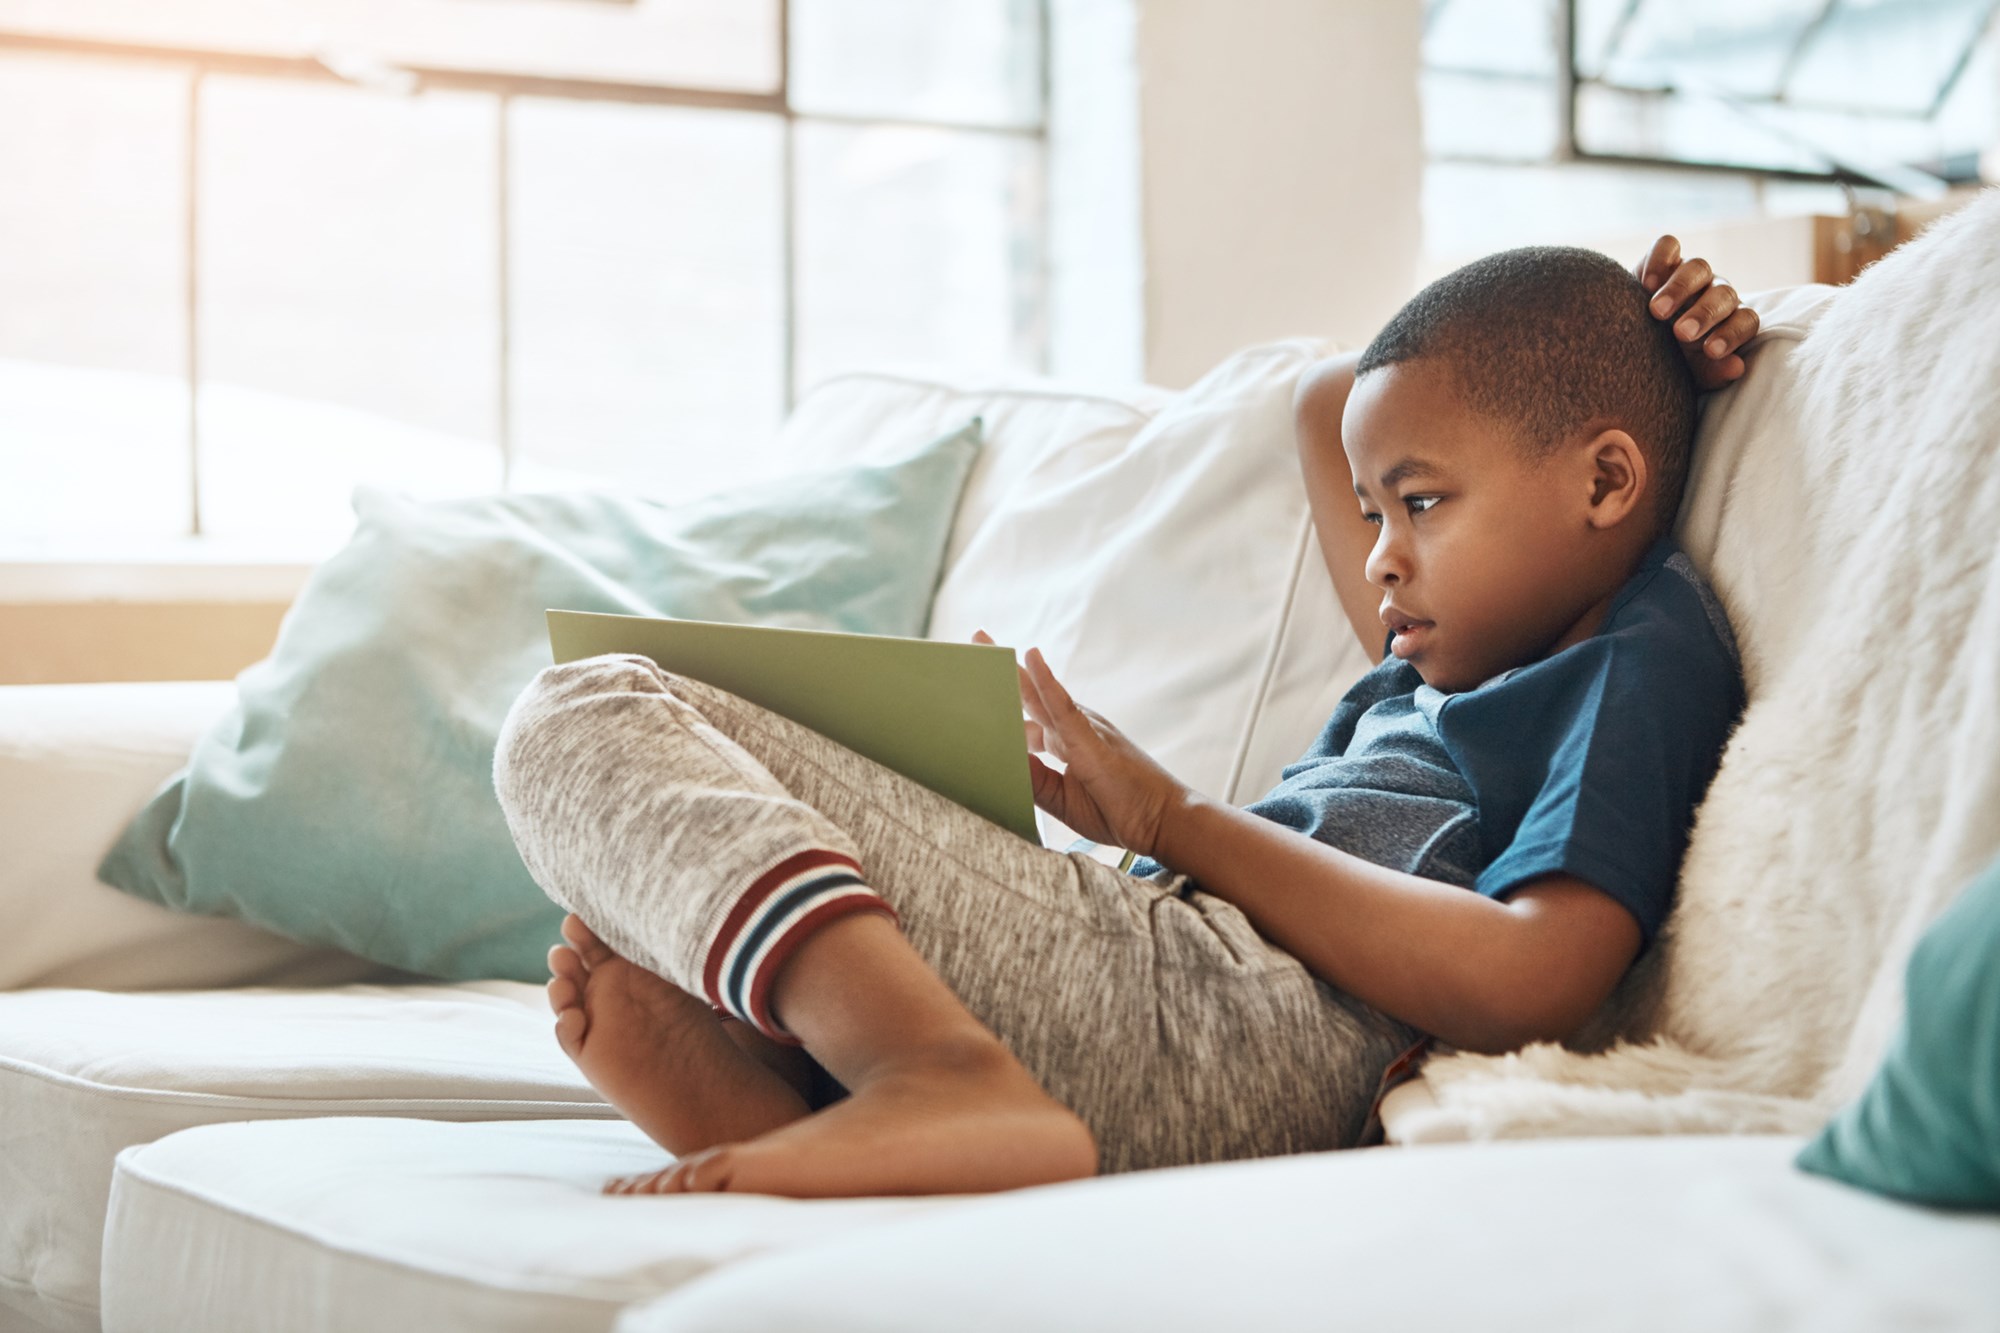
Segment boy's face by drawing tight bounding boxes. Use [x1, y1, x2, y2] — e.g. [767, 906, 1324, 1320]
[1341, 359, 1626, 693]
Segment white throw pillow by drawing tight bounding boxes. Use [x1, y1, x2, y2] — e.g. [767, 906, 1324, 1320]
[780, 342, 1372, 850]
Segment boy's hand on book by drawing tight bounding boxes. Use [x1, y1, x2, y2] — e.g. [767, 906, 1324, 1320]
[1637, 234, 1760, 392]
[972, 630, 1186, 857]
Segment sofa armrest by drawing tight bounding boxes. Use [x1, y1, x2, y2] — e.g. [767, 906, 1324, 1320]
[0, 681, 393, 991]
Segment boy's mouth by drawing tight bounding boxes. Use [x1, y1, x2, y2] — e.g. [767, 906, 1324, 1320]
[1389, 621, 1432, 659]
[1382, 606, 1433, 659]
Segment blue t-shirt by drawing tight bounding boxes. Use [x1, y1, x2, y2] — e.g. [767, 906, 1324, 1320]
[1127, 536, 1745, 950]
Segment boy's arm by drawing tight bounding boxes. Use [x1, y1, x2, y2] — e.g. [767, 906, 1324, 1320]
[1152, 792, 1640, 1055]
[1011, 647, 1641, 1055]
[1292, 352, 1385, 662]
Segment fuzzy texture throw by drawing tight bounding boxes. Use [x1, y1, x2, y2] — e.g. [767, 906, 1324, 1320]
[1383, 188, 2000, 1143]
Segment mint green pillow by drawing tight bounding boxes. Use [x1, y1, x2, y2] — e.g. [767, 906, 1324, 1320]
[1795, 851, 2000, 1210]
[96, 421, 980, 982]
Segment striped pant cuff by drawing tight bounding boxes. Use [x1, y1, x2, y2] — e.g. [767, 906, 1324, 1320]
[701, 849, 901, 1046]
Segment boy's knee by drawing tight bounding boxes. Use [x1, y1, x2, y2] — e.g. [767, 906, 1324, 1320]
[541, 651, 661, 695]
[492, 652, 664, 806]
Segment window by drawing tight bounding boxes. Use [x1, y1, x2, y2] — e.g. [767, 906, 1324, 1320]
[1419, 0, 1995, 264]
[0, 0, 1047, 554]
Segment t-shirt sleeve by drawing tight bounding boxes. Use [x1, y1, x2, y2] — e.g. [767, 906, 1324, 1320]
[1432, 613, 1744, 950]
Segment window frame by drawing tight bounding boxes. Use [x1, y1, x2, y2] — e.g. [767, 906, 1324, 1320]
[0, 1, 1052, 548]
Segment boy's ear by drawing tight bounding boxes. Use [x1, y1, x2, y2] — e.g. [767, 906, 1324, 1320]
[1580, 427, 1648, 529]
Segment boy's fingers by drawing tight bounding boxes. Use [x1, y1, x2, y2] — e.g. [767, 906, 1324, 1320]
[1026, 753, 1068, 818]
[1649, 256, 1712, 319]
[1017, 658, 1055, 729]
[982, 631, 1050, 725]
[1024, 649, 1091, 751]
[1637, 234, 1680, 290]
[1702, 306, 1760, 359]
[1025, 648, 1081, 721]
[1671, 281, 1737, 343]
[1019, 650, 1060, 733]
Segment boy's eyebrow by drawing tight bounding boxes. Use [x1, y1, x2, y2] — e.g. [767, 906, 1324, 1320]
[1354, 456, 1445, 496]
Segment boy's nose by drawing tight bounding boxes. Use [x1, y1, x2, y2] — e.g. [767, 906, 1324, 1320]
[1365, 534, 1407, 587]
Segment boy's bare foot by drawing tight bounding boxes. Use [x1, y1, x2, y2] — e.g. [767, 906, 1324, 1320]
[545, 914, 812, 1181]
[603, 1037, 1099, 1198]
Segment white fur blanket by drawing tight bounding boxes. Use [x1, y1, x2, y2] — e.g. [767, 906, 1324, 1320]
[1383, 188, 2000, 1143]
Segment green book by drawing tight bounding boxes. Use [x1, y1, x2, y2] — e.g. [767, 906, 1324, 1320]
[546, 609, 1043, 844]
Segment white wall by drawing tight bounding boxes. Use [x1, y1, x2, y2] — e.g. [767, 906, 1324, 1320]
[1048, 0, 1424, 389]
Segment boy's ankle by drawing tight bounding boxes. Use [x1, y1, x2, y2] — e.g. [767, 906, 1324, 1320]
[863, 1030, 1019, 1085]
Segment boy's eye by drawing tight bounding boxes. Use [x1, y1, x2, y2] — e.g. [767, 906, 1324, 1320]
[1359, 496, 1438, 526]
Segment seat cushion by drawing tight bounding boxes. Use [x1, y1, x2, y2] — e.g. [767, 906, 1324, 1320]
[100, 1117, 944, 1333]
[615, 1135, 2000, 1333]
[0, 982, 614, 1332]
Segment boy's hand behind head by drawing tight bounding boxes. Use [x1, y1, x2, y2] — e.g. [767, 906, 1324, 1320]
[1637, 235, 1761, 393]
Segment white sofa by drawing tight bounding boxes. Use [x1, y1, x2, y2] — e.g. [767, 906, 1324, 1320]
[6, 272, 1999, 1330]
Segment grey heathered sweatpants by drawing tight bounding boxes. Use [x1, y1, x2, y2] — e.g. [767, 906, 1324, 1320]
[491, 651, 1422, 1176]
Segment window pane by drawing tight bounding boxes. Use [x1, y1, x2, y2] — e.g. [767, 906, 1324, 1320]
[0, 0, 779, 93]
[1423, 69, 1561, 159]
[1928, 27, 2000, 171]
[1422, 159, 1762, 268]
[794, 122, 1044, 394]
[1578, 0, 1997, 180]
[1576, 82, 1831, 173]
[1786, 0, 1991, 113]
[509, 98, 784, 501]
[1574, 0, 1636, 78]
[1602, 0, 1826, 99]
[0, 51, 190, 541]
[790, 0, 1042, 127]
[1422, 0, 1558, 76]
[196, 74, 501, 544]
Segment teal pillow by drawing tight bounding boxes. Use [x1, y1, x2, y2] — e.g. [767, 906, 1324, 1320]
[1795, 851, 2000, 1210]
[96, 421, 981, 982]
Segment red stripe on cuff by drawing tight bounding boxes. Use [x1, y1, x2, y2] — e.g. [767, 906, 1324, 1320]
[742, 895, 903, 1046]
[701, 848, 864, 1010]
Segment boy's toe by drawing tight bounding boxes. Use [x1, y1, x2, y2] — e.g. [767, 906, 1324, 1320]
[669, 1145, 739, 1193]
[548, 942, 587, 985]
[603, 1167, 669, 1195]
[561, 913, 616, 967]
[553, 1007, 586, 1060]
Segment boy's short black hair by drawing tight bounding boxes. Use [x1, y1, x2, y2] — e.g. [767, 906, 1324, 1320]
[1356, 245, 1698, 534]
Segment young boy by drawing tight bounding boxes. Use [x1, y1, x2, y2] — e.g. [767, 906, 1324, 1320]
[494, 235, 1757, 1199]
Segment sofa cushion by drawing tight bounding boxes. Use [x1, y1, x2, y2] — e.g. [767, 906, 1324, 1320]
[776, 344, 1376, 850]
[1796, 849, 2000, 1209]
[0, 982, 613, 1332]
[0, 679, 398, 992]
[615, 1135, 2000, 1333]
[99, 1117, 943, 1333]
